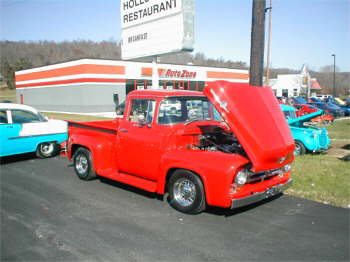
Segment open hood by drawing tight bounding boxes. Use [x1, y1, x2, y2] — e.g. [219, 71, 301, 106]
[280, 104, 323, 125]
[204, 81, 294, 172]
[289, 111, 323, 126]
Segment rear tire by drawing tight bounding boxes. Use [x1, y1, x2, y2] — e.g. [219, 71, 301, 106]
[73, 147, 96, 180]
[168, 169, 206, 214]
[36, 142, 60, 158]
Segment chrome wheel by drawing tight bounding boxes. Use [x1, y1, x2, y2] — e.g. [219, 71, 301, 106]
[41, 143, 54, 155]
[294, 141, 306, 155]
[73, 147, 96, 180]
[36, 142, 59, 158]
[76, 154, 89, 176]
[294, 144, 301, 155]
[173, 178, 196, 207]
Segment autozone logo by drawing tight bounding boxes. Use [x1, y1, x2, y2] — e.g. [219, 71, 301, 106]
[161, 69, 197, 79]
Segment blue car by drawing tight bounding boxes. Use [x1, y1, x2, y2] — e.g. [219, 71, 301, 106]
[309, 102, 345, 118]
[324, 98, 350, 116]
[0, 103, 68, 158]
[280, 105, 330, 155]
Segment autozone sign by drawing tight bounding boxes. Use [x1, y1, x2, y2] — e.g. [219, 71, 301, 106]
[121, 0, 195, 60]
[161, 69, 197, 79]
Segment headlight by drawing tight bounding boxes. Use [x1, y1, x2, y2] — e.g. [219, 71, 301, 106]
[235, 170, 248, 186]
[282, 164, 291, 172]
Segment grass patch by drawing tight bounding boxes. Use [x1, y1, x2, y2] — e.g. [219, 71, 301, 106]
[327, 119, 350, 139]
[288, 155, 349, 208]
[286, 119, 350, 208]
[0, 88, 16, 102]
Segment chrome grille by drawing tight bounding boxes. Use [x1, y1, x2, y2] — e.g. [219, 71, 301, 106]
[319, 129, 328, 147]
[246, 169, 282, 184]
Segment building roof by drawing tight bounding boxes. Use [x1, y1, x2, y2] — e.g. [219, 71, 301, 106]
[311, 80, 322, 89]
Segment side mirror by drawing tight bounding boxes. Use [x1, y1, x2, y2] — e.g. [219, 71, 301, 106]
[138, 114, 146, 124]
[113, 93, 119, 106]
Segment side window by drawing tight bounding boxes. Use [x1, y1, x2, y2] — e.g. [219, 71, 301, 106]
[0, 110, 8, 124]
[129, 99, 155, 124]
[11, 110, 41, 124]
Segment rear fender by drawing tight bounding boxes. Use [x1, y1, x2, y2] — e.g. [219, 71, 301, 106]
[69, 133, 116, 172]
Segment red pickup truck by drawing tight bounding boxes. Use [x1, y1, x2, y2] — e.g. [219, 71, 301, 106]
[67, 81, 294, 214]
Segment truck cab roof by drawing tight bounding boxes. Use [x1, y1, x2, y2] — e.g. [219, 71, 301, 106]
[128, 89, 204, 99]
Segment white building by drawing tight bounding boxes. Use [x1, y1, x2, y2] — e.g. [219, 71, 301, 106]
[269, 65, 322, 97]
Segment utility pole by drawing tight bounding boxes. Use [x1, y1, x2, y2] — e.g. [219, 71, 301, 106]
[249, 0, 266, 86]
[265, 0, 272, 86]
[332, 54, 336, 97]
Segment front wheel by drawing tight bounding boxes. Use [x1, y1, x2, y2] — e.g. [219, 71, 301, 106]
[36, 142, 60, 158]
[167, 170, 206, 214]
[73, 147, 96, 180]
[294, 140, 306, 155]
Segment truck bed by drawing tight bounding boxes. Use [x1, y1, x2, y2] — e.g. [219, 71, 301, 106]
[68, 120, 119, 134]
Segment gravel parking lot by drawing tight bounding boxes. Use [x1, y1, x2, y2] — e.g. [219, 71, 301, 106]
[1, 155, 349, 261]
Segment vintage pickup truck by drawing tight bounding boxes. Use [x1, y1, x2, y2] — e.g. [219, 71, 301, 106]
[67, 81, 294, 214]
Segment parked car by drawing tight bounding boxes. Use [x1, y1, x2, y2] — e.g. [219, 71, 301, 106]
[294, 104, 334, 123]
[344, 98, 350, 105]
[0, 103, 68, 158]
[67, 81, 294, 214]
[280, 104, 330, 155]
[334, 98, 346, 105]
[324, 98, 350, 116]
[309, 97, 322, 103]
[309, 102, 345, 118]
[0, 100, 13, 103]
[292, 97, 308, 105]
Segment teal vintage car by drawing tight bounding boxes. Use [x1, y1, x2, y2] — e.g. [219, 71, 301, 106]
[280, 104, 330, 155]
[0, 103, 68, 158]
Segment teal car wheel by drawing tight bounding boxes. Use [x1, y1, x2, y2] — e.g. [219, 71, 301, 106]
[294, 140, 306, 155]
[36, 142, 60, 158]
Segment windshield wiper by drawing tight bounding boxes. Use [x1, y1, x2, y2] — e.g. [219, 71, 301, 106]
[184, 118, 213, 125]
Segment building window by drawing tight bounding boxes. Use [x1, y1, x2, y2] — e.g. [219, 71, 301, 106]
[293, 89, 298, 96]
[282, 89, 289, 97]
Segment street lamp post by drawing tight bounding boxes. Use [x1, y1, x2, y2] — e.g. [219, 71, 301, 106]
[332, 54, 336, 97]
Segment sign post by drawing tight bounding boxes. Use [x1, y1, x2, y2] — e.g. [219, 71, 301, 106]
[152, 56, 159, 89]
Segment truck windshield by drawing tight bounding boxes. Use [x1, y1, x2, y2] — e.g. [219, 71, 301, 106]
[158, 97, 222, 125]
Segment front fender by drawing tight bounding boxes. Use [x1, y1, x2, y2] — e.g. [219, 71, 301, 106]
[290, 127, 318, 151]
[156, 150, 250, 208]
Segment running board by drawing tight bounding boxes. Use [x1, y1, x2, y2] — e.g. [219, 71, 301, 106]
[98, 168, 157, 193]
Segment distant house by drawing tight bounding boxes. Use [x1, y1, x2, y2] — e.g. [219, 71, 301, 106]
[268, 65, 322, 97]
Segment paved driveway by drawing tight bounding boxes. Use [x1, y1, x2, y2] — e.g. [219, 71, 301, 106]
[1, 155, 349, 261]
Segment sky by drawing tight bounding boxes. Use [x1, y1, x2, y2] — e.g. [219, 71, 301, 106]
[1, 0, 349, 72]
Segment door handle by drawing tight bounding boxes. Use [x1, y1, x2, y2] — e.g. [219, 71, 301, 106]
[6, 126, 13, 128]
[119, 128, 128, 132]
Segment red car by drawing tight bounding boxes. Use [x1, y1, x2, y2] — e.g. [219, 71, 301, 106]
[67, 81, 294, 214]
[294, 104, 334, 123]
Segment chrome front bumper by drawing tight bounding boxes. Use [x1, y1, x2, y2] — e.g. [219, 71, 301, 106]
[231, 179, 293, 209]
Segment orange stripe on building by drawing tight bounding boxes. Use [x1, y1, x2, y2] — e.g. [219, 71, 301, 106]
[16, 64, 125, 82]
[141, 68, 169, 76]
[207, 71, 249, 80]
[141, 67, 153, 76]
